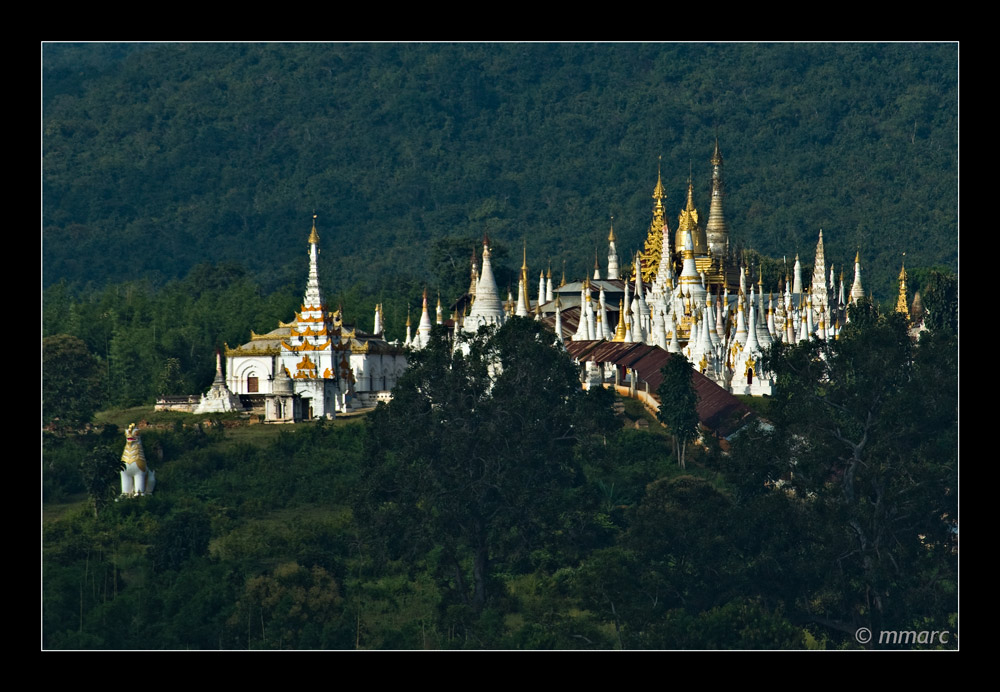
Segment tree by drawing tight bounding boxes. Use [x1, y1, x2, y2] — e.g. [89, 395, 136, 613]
[656, 354, 700, 469]
[149, 507, 212, 571]
[357, 318, 614, 618]
[756, 298, 957, 645]
[79, 445, 124, 518]
[157, 357, 186, 397]
[43, 334, 105, 430]
[921, 269, 958, 336]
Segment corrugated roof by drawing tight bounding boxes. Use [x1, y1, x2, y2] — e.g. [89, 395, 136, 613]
[564, 340, 753, 435]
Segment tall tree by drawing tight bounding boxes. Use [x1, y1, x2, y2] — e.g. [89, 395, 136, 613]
[758, 298, 957, 645]
[656, 354, 700, 469]
[79, 445, 124, 518]
[43, 334, 105, 429]
[357, 318, 614, 617]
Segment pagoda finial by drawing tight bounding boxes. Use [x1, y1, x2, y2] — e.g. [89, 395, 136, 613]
[522, 240, 528, 271]
[308, 214, 320, 245]
[613, 299, 627, 341]
[653, 156, 665, 201]
[711, 137, 723, 166]
[895, 254, 910, 319]
[608, 215, 616, 242]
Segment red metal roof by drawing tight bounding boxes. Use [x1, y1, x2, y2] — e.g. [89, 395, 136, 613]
[564, 340, 753, 435]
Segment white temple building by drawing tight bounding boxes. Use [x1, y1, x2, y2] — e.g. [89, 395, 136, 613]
[223, 216, 406, 419]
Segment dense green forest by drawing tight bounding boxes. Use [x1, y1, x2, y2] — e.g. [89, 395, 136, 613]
[42, 306, 957, 649]
[44, 43, 956, 299]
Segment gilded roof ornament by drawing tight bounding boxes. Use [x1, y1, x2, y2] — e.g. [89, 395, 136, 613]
[895, 256, 910, 319]
[308, 214, 320, 245]
[608, 216, 616, 243]
[613, 299, 627, 341]
[639, 159, 668, 284]
[652, 156, 665, 202]
[710, 137, 723, 167]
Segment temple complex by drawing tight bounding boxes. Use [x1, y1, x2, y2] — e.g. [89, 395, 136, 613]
[200, 142, 909, 420]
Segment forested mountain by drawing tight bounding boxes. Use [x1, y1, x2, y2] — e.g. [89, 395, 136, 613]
[42, 44, 959, 650]
[44, 43, 957, 303]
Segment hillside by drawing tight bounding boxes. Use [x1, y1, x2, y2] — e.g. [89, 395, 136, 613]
[43, 43, 958, 302]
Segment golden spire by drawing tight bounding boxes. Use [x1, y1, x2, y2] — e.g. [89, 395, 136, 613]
[406, 307, 411, 327]
[308, 214, 320, 244]
[710, 137, 723, 167]
[639, 158, 667, 284]
[613, 299, 627, 341]
[608, 216, 616, 243]
[547, 263, 552, 279]
[706, 139, 729, 262]
[653, 156, 665, 202]
[560, 261, 566, 287]
[895, 256, 910, 319]
[675, 175, 705, 257]
[521, 240, 528, 272]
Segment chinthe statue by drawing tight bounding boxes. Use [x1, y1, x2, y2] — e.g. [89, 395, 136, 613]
[121, 423, 156, 496]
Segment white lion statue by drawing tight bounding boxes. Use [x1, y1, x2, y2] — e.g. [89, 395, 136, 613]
[121, 423, 156, 496]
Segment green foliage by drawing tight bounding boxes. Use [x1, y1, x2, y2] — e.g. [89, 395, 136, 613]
[656, 353, 700, 468]
[43, 334, 106, 428]
[79, 444, 125, 518]
[42, 262, 302, 408]
[149, 506, 212, 571]
[358, 318, 614, 614]
[920, 269, 958, 335]
[44, 43, 956, 300]
[230, 561, 350, 649]
[752, 297, 957, 644]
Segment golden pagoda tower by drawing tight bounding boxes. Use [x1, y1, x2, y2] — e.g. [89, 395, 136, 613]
[675, 176, 710, 275]
[895, 258, 910, 320]
[638, 157, 667, 284]
[704, 139, 738, 290]
[705, 138, 730, 260]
